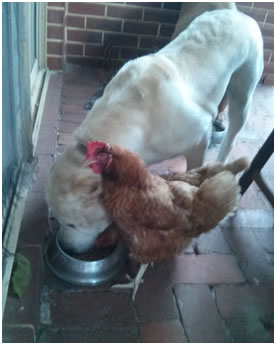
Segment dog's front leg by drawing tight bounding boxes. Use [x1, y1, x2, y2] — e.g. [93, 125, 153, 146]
[184, 135, 210, 170]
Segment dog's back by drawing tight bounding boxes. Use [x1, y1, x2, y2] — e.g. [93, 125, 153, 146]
[171, 2, 237, 40]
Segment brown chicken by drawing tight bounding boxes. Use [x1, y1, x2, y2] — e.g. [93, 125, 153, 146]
[86, 141, 248, 300]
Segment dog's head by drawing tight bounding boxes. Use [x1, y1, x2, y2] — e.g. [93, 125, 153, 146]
[46, 145, 112, 253]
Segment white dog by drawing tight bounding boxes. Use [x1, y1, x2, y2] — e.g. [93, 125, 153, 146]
[47, 9, 263, 253]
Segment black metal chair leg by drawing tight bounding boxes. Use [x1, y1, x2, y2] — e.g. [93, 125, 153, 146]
[239, 130, 274, 207]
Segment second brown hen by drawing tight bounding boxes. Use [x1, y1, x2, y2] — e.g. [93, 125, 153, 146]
[86, 141, 248, 300]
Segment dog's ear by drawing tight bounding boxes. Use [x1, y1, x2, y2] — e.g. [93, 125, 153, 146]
[72, 170, 102, 196]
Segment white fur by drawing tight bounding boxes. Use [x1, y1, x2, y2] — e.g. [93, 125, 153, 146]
[75, 10, 263, 167]
[48, 9, 263, 253]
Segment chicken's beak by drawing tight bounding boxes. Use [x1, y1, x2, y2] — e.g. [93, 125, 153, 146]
[82, 159, 97, 168]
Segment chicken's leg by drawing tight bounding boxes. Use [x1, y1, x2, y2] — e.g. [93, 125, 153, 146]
[112, 263, 149, 301]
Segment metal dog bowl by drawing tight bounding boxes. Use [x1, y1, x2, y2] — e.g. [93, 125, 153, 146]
[211, 120, 226, 145]
[44, 233, 127, 286]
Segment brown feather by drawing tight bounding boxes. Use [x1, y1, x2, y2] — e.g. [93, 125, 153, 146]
[101, 145, 247, 264]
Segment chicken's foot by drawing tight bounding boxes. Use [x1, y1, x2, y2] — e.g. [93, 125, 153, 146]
[111, 263, 149, 301]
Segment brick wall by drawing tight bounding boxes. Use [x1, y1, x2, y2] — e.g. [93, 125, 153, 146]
[47, 2, 274, 84]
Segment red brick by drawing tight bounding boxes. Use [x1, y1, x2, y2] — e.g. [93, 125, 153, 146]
[227, 138, 266, 163]
[174, 285, 229, 342]
[167, 254, 245, 284]
[47, 56, 63, 70]
[107, 5, 143, 20]
[133, 262, 179, 322]
[139, 36, 171, 50]
[124, 21, 158, 35]
[67, 29, 102, 43]
[47, 41, 63, 55]
[121, 47, 153, 59]
[266, 11, 274, 24]
[160, 23, 176, 37]
[126, 2, 162, 8]
[3, 325, 36, 343]
[59, 112, 85, 125]
[48, 290, 136, 327]
[38, 326, 139, 342]
[249, 7, 267, 23]
[104, 33, 138, 47]
[39, 72, 63, 126]
[253, 2, 274, 10]
[144, 8, 179, 24]
[48, 9, 64, 24]
[67, 43, 83, 56]
[236, 2, 253, 7]
[61, 86, 102, 111]
[239, 6, 267, 23]
[47, 25, 64, 40]
[221, 209, 274, 228]
[85, 44, 119, 58]
[264, 49, 273, 63]
[48, 2, 64, 8]
[67, 56, 104, 68]
[163, 2, 181, 10]
[66, 56, 121, 71]
[263, 74, 274, 85]
[263, 37, 274, 50]
[139, 320, 187, 343]
[260, 23, 274, 37]
[61, 83, 95, 103]
[68, 2, 105, 16]
[223, 227, 274, 283]
[226, 316, 273, 343]
[264, 61, 274, 74]
[31, 154, 54, 193]
[66, 15, 85, 28]
[36, 123, 57, 154]
[238, 182, 272, 210]
[86, 17, 122, 32]
[216, 284, 273, 319]
[55, 143, 68, 156]
[111, 59, 125, 70]
[59, 120, 78, 134]
[18, 192, 50, 246]
[188, 227, 232, 254]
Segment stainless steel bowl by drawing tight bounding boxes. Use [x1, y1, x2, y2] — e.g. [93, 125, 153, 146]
[211, 120, 226, 145]
[44, 233, 127, 286]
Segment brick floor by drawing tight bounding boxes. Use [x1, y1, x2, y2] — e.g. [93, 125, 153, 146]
[185, 226, 232, 255]
[167, 253, 245, 284]
[18, 192, 49, 246]
[133, 262, 179, 322]
[3, 325, 36, 343]
[216, 284, 274, 342]
[2, 66, 273, 343]
[223, 227, 274, 283]
[139, 319, 188, 343]
[46, 290, 136, 328]
[174, 285, 229, 342]
[38, 326, 139, 343]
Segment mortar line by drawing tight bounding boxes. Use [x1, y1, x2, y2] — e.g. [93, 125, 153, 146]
[171, 285, 190, 342]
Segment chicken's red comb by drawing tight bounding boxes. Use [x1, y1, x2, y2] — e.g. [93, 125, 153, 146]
[86, 141, 111, 158]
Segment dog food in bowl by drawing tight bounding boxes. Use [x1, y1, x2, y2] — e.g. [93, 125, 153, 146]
[66, 245, 116, 261]
[44, 232, 127, 286]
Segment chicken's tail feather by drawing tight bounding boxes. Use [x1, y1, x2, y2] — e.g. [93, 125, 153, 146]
[192, 171, 240, 234]
[225, 157, 249, 175]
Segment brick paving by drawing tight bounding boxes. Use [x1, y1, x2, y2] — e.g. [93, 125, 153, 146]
[3, 66, 274, 343]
